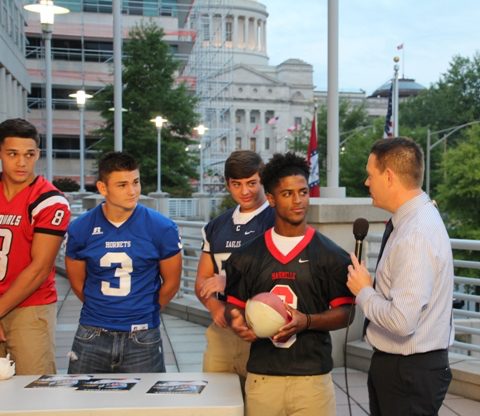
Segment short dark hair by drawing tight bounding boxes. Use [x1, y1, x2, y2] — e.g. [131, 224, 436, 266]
[0, 118, 40, 146]
[261, 152, 310, 194]
[370, 137, 424, 188]
[98, 152, 139, 182]
[224, 150, 264, 181]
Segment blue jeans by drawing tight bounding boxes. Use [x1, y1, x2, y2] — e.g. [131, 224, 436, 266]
[68, 324, 166, 374]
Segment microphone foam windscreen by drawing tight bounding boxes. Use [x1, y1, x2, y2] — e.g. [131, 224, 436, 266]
[353, 218, 369, 241]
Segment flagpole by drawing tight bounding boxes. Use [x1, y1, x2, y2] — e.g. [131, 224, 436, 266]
[393, 56, 400, 137]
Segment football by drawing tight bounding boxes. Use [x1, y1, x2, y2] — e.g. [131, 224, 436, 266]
[245, 292, 290, 338]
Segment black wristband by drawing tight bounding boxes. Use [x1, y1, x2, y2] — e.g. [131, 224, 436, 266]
[305, 313, 311, 330]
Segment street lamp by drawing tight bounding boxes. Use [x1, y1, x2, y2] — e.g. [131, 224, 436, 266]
[24, 1, 70, 182]
[69, 90, 92, 192]
[150, 116, 168, 193]
[426, 120, 480, 195]
[194, 124, 208, 193]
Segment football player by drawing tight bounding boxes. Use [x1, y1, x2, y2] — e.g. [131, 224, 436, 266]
[225, 152, 355, 416]
[0, 118, 70, 374]
[65, 152, 182, 373]
[195, 150, 274, 388]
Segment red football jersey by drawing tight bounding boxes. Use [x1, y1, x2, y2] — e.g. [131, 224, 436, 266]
[0, 176, 71, 307]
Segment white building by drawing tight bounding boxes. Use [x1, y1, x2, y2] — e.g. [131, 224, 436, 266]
[0, 0, 30, 121]
[184, 0, 316, 188]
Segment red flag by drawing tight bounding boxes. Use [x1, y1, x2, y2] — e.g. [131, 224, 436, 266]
[307, 116, 320, 197]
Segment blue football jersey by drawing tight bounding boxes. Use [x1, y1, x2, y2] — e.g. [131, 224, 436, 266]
[66, 204, 181, 331]
[202, 203, 275, 274]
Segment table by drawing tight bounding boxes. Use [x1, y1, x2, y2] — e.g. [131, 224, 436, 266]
[0, 372, 243, 415]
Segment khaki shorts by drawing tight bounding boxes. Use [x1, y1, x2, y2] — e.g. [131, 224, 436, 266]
[0, 304, 56, 375]
[245, 372, 336, 416]
[203, 322, 250, 382]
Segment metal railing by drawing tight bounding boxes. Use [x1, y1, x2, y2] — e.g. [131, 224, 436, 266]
[57, 198, 480, 358]
[365, 234, 480, 356]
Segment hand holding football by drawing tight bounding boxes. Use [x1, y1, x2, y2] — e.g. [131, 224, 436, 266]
[245, 292, 290, 338]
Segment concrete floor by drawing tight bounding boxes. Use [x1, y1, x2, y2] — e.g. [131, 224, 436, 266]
[55, 275, 479, 416]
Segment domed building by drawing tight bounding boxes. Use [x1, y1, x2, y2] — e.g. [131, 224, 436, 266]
[370, 78, 426, 98]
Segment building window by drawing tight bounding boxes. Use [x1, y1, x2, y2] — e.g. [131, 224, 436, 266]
[220, 137, 227, 153]
[235, 137, 241, 150]
[294, 117, 302, 128]
[225, 21, 232, 42]
[250, 114, 256, 123]
[265, 137, 270, 150]
[83, 0, 112, 13]
[250, 137, 256, 151]
[201, 15, 210, 42]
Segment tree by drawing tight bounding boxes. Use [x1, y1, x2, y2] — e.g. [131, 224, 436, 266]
[93, 21, 199, 196]
[401, 54, 480, 132]
[317, 99, 371, 187]
[436, 125, 480, 240]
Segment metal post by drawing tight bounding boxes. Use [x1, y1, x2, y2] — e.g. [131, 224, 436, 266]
[199, 142, 204, 193]
[113, 0, 123, 151]
[327, 0, 340, 189]
[44, 29, 53, 181]
[426, 128, 431, 195]
[157, 126, 162, 193]
[79, 105, 85, 192]
[393, 60, 400, 137]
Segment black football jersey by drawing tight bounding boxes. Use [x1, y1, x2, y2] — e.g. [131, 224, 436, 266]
[225, 227, 354, 376]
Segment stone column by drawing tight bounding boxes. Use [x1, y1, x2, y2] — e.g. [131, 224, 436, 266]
[233, 15, 238, 48]
[244, 16, 249, 49]
[0, 68, 6, 120]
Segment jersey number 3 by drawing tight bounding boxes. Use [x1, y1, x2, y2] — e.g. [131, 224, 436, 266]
[0, 229, 13, 281]
[100, 252, 132, 296]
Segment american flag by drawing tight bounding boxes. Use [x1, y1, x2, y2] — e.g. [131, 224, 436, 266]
[383, 83, 394, 139]
[307, 116, 320, 196]
[268, 116, 279, 125]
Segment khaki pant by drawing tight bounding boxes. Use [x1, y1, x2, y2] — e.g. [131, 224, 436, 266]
[245, 372, 336, 416]
[0, 304, 56, 375]
[203, 323, 250, 387]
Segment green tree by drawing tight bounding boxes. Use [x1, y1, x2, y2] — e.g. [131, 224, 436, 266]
[401, 54, 480, 132]
[93, 21, 199, 196]
[317, 99, 371, 187]
[436, 125, 480, 240]
[288, 99, 372, 196]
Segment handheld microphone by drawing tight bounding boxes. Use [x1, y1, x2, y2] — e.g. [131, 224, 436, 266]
[353, 218, 369, 262]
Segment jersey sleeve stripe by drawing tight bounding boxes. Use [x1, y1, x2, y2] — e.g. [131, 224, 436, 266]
[28, 191, 69, 215]
[29, 194, 70, 221]
[330, 296, 355, 308]
[226, 295, 246, 309]
[34, 227, 67, 236]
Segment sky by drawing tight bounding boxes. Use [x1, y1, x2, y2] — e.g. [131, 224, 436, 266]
[261, 0, 480, 95]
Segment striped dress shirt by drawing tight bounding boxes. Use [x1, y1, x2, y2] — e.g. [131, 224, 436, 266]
[356, 192, 455, 355]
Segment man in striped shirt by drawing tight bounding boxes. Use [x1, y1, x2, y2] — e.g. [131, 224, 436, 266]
[347, 137, 454, 416]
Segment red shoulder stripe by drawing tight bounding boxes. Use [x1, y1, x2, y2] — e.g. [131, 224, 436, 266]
[226, 295, 246, 309]
[330, 296, 355, 308]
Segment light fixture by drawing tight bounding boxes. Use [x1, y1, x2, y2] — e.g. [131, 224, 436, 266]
[24, 1, 70, 182]
[69, 90, 93, 192]
[150, 116, 169, 193]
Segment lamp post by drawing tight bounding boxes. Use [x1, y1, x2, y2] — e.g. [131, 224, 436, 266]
[194, 124, 208, 193]
[426, 120, 480, 195]
[24, 1, 69, 182]
[69, 90, 92, 192]
[150, 116, 168, 193]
